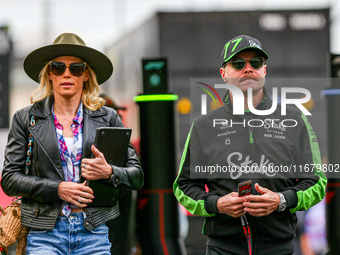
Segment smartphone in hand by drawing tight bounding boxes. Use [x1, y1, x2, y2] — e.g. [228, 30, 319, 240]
[238, 180, 252, 197]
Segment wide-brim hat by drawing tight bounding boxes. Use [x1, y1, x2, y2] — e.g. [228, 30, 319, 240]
[23, 33, 113, 85]
[221, 34, 269, 67]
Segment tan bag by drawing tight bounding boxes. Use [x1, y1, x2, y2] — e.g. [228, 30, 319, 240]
[0, 199, 28, 255]
[0, 116, 35, 255]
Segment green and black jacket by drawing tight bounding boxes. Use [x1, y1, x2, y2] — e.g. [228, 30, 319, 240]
[174, 88, 327, 243]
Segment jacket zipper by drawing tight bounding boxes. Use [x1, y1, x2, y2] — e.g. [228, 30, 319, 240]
[34, 140, 40, 178]
[35, 206, 40, 217]
[249, 129, 254, 144]
[32, 122, 41, 219]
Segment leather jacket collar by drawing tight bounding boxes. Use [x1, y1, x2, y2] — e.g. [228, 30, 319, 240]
[27, 96, 110, 180]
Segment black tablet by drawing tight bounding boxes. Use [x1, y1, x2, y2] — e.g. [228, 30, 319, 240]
[94, 127, 132, 166]
[86, 127, 132, 207]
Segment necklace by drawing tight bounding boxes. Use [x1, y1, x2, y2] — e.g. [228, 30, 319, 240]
[54, 108, 74, 125]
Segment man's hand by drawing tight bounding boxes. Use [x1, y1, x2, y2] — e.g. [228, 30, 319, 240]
[217, 192, 246, 218]
[243, 183, 280, 217]
[81, 145, 112, 180]
[58, 181, 94, 207]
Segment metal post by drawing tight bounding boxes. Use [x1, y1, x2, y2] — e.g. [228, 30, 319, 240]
[135, 58, 184, 255]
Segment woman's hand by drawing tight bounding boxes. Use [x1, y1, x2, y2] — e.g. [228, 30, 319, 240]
[58, 181, 94, 207]
[81, 145, 113, 180]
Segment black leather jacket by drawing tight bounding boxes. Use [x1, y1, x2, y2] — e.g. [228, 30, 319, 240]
[1, 97, 144, 230]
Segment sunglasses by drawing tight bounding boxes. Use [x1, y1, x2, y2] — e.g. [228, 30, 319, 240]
[228, 57, 265, 70]
[49, 61, 87, 76]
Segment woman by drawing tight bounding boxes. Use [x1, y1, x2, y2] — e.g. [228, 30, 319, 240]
[1, 33, 144, 254]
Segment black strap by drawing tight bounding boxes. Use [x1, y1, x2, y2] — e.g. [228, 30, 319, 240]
[241, 214, 252, 255]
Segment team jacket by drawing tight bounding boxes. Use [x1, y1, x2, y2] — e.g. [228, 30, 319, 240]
[174, 88, 327, 243]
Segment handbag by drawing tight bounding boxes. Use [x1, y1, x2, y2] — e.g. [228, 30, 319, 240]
[0, 199, 28, 255]
[0, 116, 35, 255]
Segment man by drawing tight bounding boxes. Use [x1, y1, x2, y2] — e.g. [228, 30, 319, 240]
[174, 35, 327, 255]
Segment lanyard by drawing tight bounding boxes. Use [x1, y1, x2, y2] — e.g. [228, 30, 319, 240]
[241, 214, 252, 255]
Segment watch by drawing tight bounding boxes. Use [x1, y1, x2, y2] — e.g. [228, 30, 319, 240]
[277, 192, 287, 212]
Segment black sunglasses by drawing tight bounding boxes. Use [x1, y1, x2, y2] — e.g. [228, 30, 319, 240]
[49, 61, 87, 76]
[228, 57, 265, 70]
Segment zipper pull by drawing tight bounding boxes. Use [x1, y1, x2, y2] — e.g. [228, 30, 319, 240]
[35, 208, 40, 217]
[249, 130, 254, 144]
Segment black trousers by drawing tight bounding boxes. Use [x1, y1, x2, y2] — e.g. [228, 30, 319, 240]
[206, 241, 294, 255]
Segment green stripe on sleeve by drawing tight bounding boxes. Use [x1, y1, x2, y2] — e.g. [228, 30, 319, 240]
[290, 114, 327, 213]
[173, 123, 215, 217]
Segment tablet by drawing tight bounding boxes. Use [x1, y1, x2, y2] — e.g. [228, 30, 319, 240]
[86, 127, 132, 207]
[94, 127, 132, 166]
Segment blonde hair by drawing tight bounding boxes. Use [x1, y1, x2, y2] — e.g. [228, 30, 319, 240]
[30, 62, 105, 111]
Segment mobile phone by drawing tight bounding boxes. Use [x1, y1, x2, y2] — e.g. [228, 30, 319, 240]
[238, 180, 252, 197]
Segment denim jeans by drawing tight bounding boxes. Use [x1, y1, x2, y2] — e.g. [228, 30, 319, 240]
[26, 212, 111, 255]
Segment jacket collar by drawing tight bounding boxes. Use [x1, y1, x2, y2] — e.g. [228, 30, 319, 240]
[29, 96, 108, 118]
[28, 96, 109, 180]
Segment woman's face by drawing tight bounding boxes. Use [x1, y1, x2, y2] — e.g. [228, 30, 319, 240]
[48, 56, 89, 101]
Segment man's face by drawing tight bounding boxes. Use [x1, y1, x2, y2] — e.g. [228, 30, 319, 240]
[220, 51, 267, 94]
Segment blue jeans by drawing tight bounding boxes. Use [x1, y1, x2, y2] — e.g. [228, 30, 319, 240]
[26, 212, 111, 255]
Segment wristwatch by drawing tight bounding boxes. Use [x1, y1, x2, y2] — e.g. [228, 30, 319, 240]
[277, 193, 287, 212]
